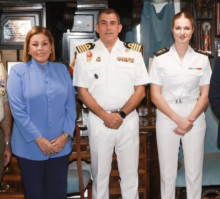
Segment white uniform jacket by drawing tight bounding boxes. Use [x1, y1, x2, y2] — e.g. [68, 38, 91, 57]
[73, 39, 150, 111]
[150, 45, 212, 101]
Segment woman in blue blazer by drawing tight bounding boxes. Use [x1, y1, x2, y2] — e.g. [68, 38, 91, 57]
[7, 26, 76, 199]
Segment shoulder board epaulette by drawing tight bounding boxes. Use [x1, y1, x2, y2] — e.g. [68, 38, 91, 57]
[76, 43, 95, 53]
[154, 47, 170, 57]
[193, 48, 209, 56]
[123, 42, 142, 52]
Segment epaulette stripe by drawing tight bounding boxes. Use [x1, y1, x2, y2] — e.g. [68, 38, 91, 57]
[82, 45, 87, 52]
[81, 45, 86, 52]
[128, 43, 133, 49]
[134, 44, 138, 51]
[76, 46, 82, 53]
[124, 42, 142, 52]
[77, 46, 81, 53]
[79, 46, 84, 53]
[132, 44, 135, 51]
[76, 43, 95, 53]
[79, 45, 84, 52]
[137, 45, 142, 52]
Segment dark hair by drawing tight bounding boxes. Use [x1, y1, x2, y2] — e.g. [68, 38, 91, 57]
[23, 26, 55, 62]
[97, 8, 120, 24]
[172, 11, 194, 28]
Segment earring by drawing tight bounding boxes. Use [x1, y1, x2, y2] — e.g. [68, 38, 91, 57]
[28, 52, 31, 55]
[50, 51, 52, 54]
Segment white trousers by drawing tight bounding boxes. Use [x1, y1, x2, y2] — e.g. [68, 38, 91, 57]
[87, 110, 140, 199]
[156, 101, 206, 199]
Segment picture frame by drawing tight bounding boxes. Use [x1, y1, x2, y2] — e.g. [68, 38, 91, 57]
[6, 61, 24, 75]
[215, 2, 220, 37]
[0, 13, 40, 49]
[71, 15, 94, 33]
[1, 17, 35, 45]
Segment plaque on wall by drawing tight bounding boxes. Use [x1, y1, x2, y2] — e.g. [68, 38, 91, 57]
[71, 15, 94, 32]
[0, 2, 45, 50]
[1, 16, 36, 47]
[3, 19, 32, 43]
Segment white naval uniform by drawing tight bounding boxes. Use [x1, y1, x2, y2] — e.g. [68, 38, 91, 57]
[150, 45, 212, 199]
[73, 39, 150, 199]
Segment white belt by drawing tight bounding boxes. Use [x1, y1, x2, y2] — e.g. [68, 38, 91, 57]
[167, 98, 198, 104]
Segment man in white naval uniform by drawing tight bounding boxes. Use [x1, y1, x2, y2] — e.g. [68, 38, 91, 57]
[73, 8, 150, 199]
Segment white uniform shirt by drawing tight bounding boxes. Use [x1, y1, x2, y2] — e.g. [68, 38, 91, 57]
[73, 39, 150, 111]
[150, 45, 212, 101]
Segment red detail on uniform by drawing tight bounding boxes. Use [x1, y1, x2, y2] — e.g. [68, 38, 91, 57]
[69, 52, 77, 76]
[197, 68, 202, 70]
[87, 51, 92, 60]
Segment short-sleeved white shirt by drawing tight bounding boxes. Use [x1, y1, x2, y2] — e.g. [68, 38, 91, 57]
[150, 45, 212, 101]
[73, 39, 150, 111]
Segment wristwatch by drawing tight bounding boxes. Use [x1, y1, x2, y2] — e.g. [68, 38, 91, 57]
[5, 141, 11, 145]
[118, 110, 126, 119]
[63, 132, 72, 140]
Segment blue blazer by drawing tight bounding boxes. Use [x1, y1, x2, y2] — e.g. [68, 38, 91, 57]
[209, 57, 220, 149]
[7, 58, 76, 160]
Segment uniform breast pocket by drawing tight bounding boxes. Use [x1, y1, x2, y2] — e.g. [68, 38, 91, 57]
[117, 62, 135, 83]
[160, 69, 179, 88]
[86, 63, 105, 85]
[186, 69, 203, 76]
[186, 69, 203, 86]
[160, 69, 177, 76]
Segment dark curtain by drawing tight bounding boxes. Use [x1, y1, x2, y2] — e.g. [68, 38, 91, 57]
[125, 1, 175, 68]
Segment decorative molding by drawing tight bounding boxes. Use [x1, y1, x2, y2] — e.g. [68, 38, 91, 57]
[202, 189, 220, 199]
[195, 0, 215, 19]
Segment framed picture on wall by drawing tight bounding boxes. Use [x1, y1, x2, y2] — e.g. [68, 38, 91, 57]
[215, 2, 220, 37]
[0, 13, 40, 49]
[71, 15, 94, 33]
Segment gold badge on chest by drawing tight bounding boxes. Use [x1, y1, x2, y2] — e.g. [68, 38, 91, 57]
[96, 57, 101, 62]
